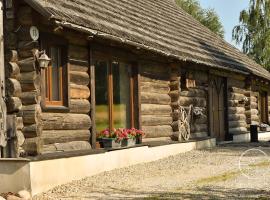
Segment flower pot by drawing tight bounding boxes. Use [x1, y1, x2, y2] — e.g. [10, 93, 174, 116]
[101, 138, 122, 148]
[136, 135, 142, 144]
[122, 138, 136, 147]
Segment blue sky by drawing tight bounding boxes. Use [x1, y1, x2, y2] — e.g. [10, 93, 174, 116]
[199, 0, 249, 48]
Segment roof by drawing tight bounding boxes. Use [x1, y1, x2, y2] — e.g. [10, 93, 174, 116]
[25, 0, 270, 80]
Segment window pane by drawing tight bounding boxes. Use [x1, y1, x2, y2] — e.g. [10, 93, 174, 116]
[95, 61, 109, 132]
[112, 62, 130, 128]
[50, 47, 62, 101]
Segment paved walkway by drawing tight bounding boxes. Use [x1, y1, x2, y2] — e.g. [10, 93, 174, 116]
[34, 142, 270, 200]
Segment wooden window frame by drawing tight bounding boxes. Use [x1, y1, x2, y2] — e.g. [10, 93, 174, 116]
[40, 34, 69, 112]
[95, 57, 138, 131]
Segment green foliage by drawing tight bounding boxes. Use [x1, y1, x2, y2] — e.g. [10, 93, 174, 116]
[233, 0, 270, 70]
[175, 0, 224, 38]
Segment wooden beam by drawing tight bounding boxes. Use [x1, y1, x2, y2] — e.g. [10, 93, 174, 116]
[89, 43, 96, 149]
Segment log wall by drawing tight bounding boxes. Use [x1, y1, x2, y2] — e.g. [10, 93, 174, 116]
[140, 62, 173, 138]
[180, 70, 208, 138]
[41, 34, 91, 153]
[227, 78, 248, 135]
[5, 3, 92, 155]
[4, 3, 25, 156]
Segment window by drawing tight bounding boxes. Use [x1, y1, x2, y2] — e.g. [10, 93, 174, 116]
[41, 36, 68, 109]
[95, 59, 137, 132]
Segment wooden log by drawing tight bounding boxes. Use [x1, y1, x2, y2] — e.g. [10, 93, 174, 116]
[229, 121, 247, 128]
[245, 109, 259, 117]
[142, 125, 173, 138]
[20, 72, 40, 92]
[17, 57, 35, 72]
[229, 93, 244, 101]
[141, 82, 170, 94]
[70, 99, 90, 114]
[229, 127, 248, 134]
[16, 130, 25, 147]
[178, 96, 207, 107]
[17, 42, 37, 59]
[45, 141, 91, 153]
[6, 78, 22, 97]
[169, 80, 180, 91]
[194, 114, 208, 124]
[16, 117, 24, 130]
[141, 104, 172, 115]
[6, 97, 22, 113]
[20, 91, 40, 105]
[140, 76, 170, 85]
[70, 84, 90, 99]
[228, 114, 246, 121]
[191, 124, 208, 132]
[141, 92, 171, 105]
[169, 90, 180, 102]
[41, 130, 90, 145]
[141, 115, 172, 126]
[42, 113, 91, 130]
[171, 121, 179, 131]
[22, 137, 43, 156]
[22, 123, 42, 138]
[69, 62, 88, 72]
[228, 107, 245, 114]
[191, 131, 208, 138]
[69, 45, 88, 60]
[5, 50, 18, 63]
[249, 96, 257, 102]
[5, 62, 20, 79]
[22, 104, 41, 124]
[228, 100, 239, 107]
[229, 87, 246, 94]
[70, 71, 89, 86]
[250, 102, 258, 109]
[180, 88, 206, 97]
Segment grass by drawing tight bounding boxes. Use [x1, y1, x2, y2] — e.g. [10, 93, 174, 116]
[196, 160, 270, 185]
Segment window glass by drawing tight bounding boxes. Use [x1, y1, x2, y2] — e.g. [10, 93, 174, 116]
[112, 62, 131, 128]
[49, 47, 62, 101]
[95, 61, 109, 132]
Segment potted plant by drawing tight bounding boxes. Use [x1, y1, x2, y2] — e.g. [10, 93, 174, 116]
[97, 128, 145, 148]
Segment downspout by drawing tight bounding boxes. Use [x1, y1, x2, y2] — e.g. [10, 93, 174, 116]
[0, 0, 7, 157]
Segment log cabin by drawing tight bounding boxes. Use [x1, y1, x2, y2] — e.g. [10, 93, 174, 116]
[1, 0, 270, 157]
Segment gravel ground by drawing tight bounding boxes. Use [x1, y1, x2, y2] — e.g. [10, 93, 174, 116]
[34, 142, 270, 200]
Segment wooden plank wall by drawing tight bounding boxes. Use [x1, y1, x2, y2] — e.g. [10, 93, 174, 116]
[140, 62, 173, 138]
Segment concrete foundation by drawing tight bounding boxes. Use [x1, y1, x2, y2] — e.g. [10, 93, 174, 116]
[0, 138, 216, 196]
[233, 132, 270, 143]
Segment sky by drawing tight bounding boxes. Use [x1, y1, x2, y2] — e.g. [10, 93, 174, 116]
[199, 0, 250, 48]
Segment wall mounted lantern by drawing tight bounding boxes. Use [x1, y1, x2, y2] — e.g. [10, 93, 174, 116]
[38, 51, 51, 69]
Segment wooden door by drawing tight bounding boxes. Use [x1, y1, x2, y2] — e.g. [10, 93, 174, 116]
[259, 91, 268, 124]
[210, 76, 226, 141]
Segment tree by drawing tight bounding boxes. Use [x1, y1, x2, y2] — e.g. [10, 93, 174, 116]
[175, 0, 224, 38]
[233, 0, 270, 69]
